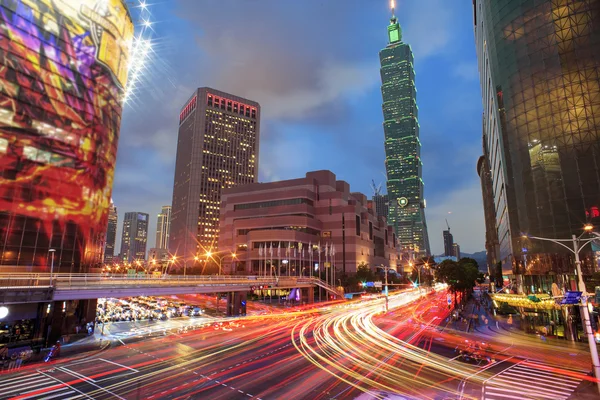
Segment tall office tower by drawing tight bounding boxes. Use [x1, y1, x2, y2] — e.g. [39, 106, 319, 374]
[474, 0, 600, 277]
[169, 88, 260, 262]
[443, 228, 454, 257]
[452, 243, 461, 261]
[120, 212, 149, 262]
[380, 5, 430, 262]
[0, 1, 133, 271]
[104, 202, 118, 263]
[155, 206, 171, 250]
[372, 194, 389, 220]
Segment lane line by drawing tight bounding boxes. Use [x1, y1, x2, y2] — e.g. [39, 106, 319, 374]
[98, 358, 140, 372]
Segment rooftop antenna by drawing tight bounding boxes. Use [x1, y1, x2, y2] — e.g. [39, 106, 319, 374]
[390, 0, 396, 18]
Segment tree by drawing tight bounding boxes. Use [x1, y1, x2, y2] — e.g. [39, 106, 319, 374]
[435, 259, 481, 305]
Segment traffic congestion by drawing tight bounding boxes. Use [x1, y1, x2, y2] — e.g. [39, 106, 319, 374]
[97, 296, 205, 323]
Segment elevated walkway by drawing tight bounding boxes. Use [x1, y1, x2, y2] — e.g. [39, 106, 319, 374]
[0, 273, 344, 303]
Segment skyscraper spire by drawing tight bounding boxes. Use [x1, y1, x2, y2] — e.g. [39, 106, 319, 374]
[387, 0, 401, 44]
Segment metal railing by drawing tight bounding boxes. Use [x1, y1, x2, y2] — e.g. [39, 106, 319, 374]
[0, 273, 343, 297]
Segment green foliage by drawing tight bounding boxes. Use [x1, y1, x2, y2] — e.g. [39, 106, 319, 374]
[435, 259, 480, 294]
[356, 262, 375, 282]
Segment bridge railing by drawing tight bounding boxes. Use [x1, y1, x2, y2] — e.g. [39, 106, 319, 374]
[0, 273, 344, 298]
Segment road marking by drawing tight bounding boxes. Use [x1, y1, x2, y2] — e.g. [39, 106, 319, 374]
[57, 366, 126, 400]
[36, 370, 94, 400]
[98, 358, 140, 372]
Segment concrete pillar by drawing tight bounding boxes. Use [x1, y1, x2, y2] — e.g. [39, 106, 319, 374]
[308, 287, 314, 304]
[226, 292, 248, 316]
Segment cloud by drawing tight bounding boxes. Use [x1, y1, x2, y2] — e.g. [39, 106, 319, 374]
[401, 0, 455, 59]
[426, 182, 485, 255]
[452, 61, 479, 81]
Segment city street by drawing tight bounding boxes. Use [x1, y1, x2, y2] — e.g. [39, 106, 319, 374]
[1, 289, 596, 400]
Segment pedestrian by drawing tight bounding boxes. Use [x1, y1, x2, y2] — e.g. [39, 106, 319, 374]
[75, 325, 81, 335]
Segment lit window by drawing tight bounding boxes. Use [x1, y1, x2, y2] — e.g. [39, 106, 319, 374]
[23, 145, 37, 161]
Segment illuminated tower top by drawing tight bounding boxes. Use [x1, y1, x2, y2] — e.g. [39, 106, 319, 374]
[387, 0, 402, 44]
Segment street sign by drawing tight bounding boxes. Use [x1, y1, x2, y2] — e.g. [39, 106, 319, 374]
[374, 281, 382, 288]
[561, 291, 583, 305]
[365, 282, 374, 288]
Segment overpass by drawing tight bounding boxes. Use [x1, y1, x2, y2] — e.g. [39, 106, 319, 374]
[0, 273, 344, 304]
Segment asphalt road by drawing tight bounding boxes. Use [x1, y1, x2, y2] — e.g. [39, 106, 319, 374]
[0, 288, 596, 400]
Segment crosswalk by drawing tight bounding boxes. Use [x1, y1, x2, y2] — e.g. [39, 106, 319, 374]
[0, 372, 83, 399]
[483, 359, 583, 400]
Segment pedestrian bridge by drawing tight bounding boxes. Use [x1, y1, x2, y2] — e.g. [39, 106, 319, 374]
[0, 273, 344, 304]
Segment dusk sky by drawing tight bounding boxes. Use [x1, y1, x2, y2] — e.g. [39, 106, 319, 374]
[114, 0, 485, 255]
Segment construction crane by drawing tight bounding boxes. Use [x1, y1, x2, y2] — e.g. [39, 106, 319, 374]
[371, 179, 383, 196]
[445, 219, 450, 232]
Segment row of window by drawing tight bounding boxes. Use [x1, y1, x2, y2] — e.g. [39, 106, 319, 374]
[234, 198, 314, 211]
[207, 95, 257, 119]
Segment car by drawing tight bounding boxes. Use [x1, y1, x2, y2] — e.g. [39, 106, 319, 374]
[190, 307, 203, 316]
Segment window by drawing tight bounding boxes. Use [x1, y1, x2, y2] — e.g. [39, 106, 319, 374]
[234, 198, 313, 211]
[23, 145, 37, 161]
[355, 215, 360, 236]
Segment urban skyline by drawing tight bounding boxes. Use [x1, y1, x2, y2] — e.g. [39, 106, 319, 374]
[113, 0, 485, 256]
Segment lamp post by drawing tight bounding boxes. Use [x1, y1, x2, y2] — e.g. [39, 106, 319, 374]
[380, 264, 391, 312]
[206, 251, 236, 275]
[523, 224, 600, 392]
[48, 249, 56, 286]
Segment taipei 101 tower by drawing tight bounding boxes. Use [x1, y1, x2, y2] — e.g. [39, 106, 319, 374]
[380, 1, 430, 261]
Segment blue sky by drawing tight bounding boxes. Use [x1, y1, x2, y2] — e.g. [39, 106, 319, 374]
[114, 0, 485, 255]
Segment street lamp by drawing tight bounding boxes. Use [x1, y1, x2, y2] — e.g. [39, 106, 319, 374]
[523, 225, 600, 392]
[380, 264, 391, 312]
[48, 249, 56, 285]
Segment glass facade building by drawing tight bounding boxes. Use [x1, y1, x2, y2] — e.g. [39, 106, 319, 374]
[379, 12, 430, 260]
[475, 0, 600, 277]
[120, 212, 149, 262]
[169, 88, 260, 263]
[0, 1, 132, 271]
[104, 201, 118, 264]
[155, 205, 171, 250]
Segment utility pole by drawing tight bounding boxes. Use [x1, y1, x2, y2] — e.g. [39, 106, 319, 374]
[524, 226, 600, 394]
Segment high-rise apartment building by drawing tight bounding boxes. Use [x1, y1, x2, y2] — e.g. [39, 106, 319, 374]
[380, 7, 430, 261]
[474, 0, 600, 278]
[443, 228, 454, 257]
[155, 206, 171, 250]
[169, 88, 260, 262]
[120, 212, 149, 262]
[104, 202, 118, 264]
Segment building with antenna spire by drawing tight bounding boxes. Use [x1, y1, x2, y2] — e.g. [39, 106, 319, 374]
[379, 1, 430, 263]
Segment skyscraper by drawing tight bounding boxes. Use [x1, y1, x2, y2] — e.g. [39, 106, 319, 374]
[372, 194, 389, 220]
[155, 206, 171, 250]
[379, 5, 430, 261]
[443, 228, 454, 257]
[120, 212, 149, 262]
[474, 0, 600, 278]
[452, 243, 461, 261]
[169, 88, 260, 262]
[104, 202, 118, 264]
